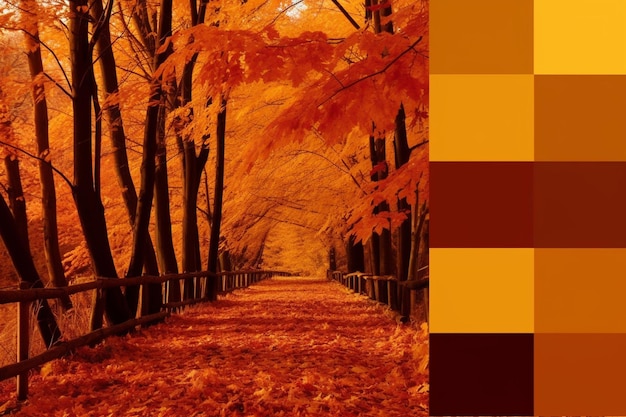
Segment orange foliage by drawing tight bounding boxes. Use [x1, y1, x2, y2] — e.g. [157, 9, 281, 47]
[0, 0, 429, 277]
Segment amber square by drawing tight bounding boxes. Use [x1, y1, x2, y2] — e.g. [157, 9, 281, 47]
[535, 249, 626, 333]
[535, 75, 626, 161]
[535, 0, 626, 74]
[430, 0, 533, 74]
[430, 162, 533, 248]
[431, 248, 534, 334]
[534, 162, 626, 247]
[430, 333, 534, 416]
[535, 333, 626, 415]
[430, 75, 534, 161]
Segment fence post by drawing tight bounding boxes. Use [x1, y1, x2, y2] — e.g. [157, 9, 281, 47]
[90, 284, 105, 331]
[17, 281, 30, 401]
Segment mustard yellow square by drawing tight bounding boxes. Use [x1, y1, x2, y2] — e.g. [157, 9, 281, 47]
[430, 75, 534, 161]
[430, 248, 534, 333]
[535, 0, 626, 74]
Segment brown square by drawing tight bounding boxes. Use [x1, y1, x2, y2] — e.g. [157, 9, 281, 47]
[535, 333, 626, 415]
[430, 0, 534, 74]
[534, 162, 626, 247]
[430, 162, 533, 248]
[535, 75, 626, 161]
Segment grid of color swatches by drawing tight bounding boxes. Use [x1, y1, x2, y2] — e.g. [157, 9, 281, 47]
[429, 1, 626, 415]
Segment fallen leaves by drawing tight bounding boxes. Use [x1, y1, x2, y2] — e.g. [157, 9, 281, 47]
[0, 276, 428, 416]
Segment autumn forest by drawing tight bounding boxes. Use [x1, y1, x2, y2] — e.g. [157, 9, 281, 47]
[0, 0, 428, 412]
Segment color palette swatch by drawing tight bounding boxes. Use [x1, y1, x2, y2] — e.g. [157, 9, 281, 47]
[429, 1, 626, 415]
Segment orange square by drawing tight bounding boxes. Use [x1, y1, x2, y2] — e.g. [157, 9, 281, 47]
[431, 0, 533, 74]
[535, 249, 626, 333]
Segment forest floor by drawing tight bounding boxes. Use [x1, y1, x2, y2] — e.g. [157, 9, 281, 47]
[0, 276, 429, 416]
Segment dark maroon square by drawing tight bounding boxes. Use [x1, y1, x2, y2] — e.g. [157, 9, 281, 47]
[430, 333, 534, 416]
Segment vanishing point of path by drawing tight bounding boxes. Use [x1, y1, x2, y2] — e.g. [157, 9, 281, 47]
[1, 276, 429, 416]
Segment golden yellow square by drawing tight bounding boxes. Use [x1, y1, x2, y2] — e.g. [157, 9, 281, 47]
[535, 0, 626, 74]
[430, 75, 534, 161]
[430, 248, 534, 333]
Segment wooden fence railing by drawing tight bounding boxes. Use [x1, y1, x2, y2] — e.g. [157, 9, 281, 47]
[0, 269, 290, 400]
[326, 266, 429, 323]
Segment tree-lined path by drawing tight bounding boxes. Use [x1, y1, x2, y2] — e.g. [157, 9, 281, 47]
[0, 277, 429, 416]
[1, 0, 429, 413]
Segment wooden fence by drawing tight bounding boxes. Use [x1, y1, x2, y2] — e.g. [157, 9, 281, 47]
[327, 266, 429, 323]
[0, 269, 290, 400]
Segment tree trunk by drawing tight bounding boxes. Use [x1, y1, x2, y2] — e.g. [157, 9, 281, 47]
[154, 105, 181, 304]
[252, 242, 265, 269]
[182, 140, 200, 273]
[407, 196, 427, 281]
[345, 235, 365, 273]
[393, 104, 411, 282]
[421, 219, 429, 272]
[154, 103, 180, 276]
[91, 0, 160, 275]
[177, 2, 211, 297]
[126, 0, 180, 310]
[328, 247, 337, 271]
[125, 0, 174, 315]
[369, 134, 394, 275]
[70, 0, 130, 327]
[206, 98, 227, 301]
[178, 62, 210, 299]
[90, 0, 162, 316]
[4, 156, 30, 251]
[124, 79, 159, 316]
[366, 0, 395, 277]
[20, 4, 73, 310]
[0, 193, 61, 348]
[219, 249, 232, 272]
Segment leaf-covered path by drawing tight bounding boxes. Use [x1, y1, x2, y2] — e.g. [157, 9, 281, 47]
[1, 276, 429, 416]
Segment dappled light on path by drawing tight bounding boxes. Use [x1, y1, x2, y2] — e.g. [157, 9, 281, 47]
[0, 277, 428, 416]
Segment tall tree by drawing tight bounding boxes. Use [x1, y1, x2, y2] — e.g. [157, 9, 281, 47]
[90, 0, 160, 281]
[0, 192, 62, 348]
[206, 97, 226, 301]
[368, 132, 393, 275]
[393, 104, 411, 281]
[3, 155, 29, 250]
[122, 0, 181, 302]
[178, 0, 211, 299]
[0, 98, 61, 347]
[124, 0, 175, 316]
[365, 0, 395, 277]
[20, 0, 72, 310]
[69, 0, 130, 327]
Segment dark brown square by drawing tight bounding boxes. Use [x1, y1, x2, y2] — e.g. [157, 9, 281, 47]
[534, 162, 626, 247]
[430, 162, 533, 248]
[430, 333, 534, 416]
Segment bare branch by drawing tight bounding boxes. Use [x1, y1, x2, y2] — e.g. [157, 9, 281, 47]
[318, 36, 423, 107]
[329, 0, 360, 30]
[409, 139, 428, 154]
[20, 29, 73, 96]
[0, 140, 73, 189]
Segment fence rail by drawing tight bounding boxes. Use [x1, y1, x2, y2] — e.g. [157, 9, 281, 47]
[326, 269, 429, 323]
[0, 269, 290, 400]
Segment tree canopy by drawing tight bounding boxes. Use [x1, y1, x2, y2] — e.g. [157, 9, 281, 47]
[0, 0, 428, 281]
